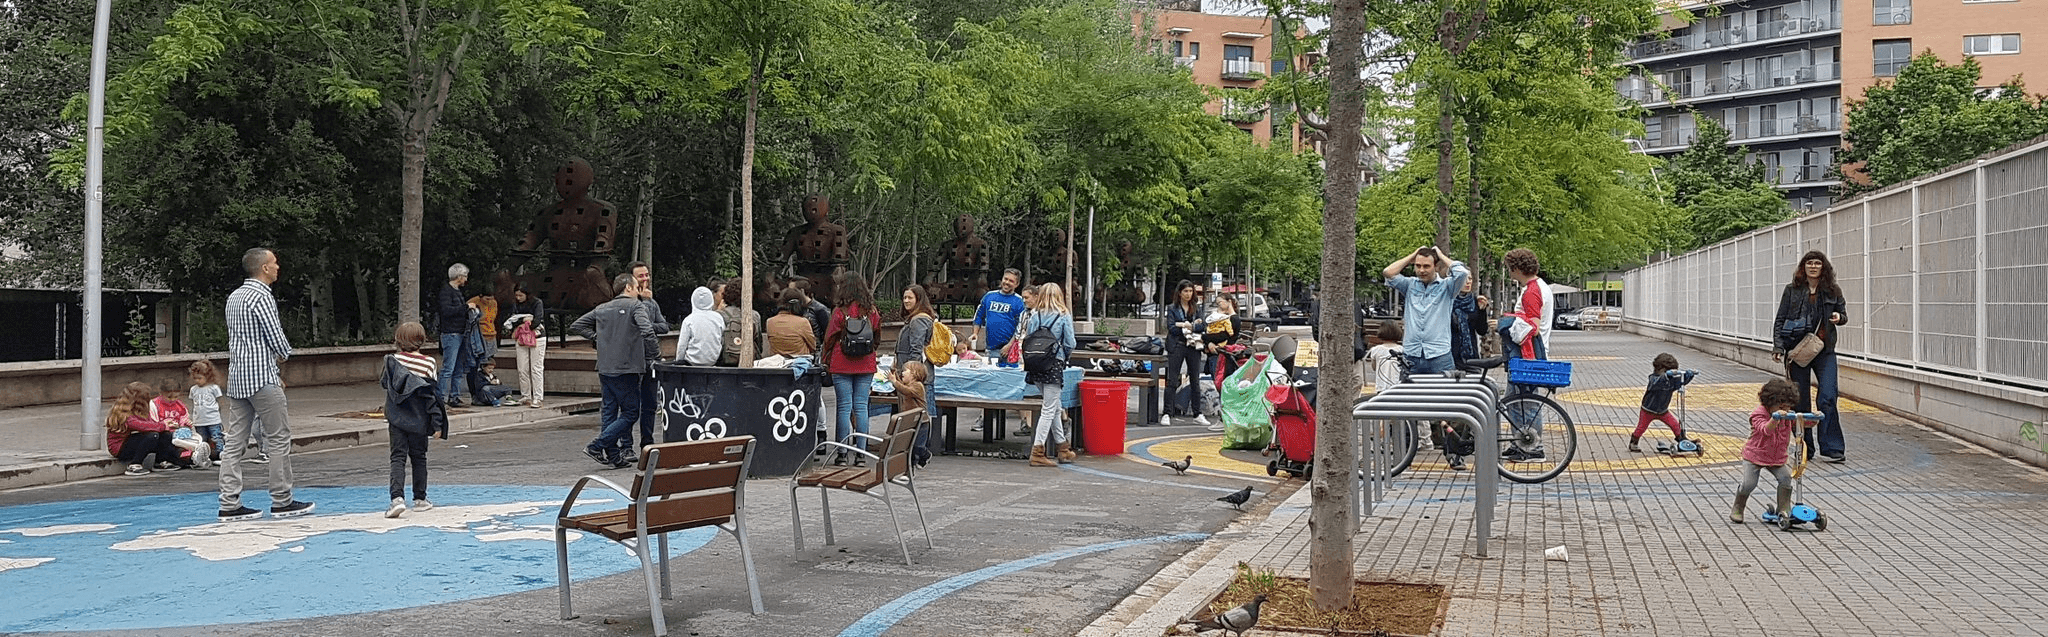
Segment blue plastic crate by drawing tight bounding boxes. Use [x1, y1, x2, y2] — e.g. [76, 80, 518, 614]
[1507, 358, 1572, 387]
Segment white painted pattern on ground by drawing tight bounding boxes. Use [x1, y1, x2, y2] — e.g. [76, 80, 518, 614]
[110, 501, 570, 561]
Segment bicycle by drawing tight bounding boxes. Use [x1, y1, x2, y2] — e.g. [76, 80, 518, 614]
[1357, 355, 1579, 484]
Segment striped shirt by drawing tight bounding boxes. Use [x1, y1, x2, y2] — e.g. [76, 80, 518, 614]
[225, 278, 292, 398]
[395, 351, 438, 380]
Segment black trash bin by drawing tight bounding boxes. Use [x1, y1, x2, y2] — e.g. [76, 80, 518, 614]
[652, 363, 825, 477]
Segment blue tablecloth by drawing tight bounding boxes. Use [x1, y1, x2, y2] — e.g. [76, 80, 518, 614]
[934, 366, 1085, 408]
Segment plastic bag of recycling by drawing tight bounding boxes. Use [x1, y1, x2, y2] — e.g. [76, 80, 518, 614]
[1218, 354, 1279, 450]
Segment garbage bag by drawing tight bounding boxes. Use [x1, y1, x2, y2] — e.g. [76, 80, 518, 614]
[1219, 354, 1279, 450]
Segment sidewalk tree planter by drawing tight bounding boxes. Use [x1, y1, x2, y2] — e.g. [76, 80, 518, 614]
[1188, 564, 1446, 637]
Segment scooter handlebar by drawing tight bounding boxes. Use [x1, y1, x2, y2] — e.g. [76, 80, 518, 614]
[1770, 410, 1826, 421]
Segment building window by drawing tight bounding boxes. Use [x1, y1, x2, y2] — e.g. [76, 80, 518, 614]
[1189, 41, 1201, 59]
[1874, 0, 1911, 25]
[1224, 44, 1254, 60]
[1874, 39, 1912, 76]
[1965, 34, 2022, 56]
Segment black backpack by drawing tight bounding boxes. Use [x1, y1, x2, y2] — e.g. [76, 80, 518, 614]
[840, 314, 876, 358]
[1021, 316, 1061, 373]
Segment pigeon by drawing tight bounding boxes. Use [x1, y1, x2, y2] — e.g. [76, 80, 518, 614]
[1192, 593, 1267, 636]
[1163, 455, 1193, 475]
[1216, 486, 1253, 510]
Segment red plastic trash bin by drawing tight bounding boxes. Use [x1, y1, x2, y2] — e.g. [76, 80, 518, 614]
[1078, 380, 1130, 455]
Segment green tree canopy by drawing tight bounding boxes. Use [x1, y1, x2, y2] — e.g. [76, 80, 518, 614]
[1841, 52, 2048, 192]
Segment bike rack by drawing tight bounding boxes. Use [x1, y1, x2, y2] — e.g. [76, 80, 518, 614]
[1351, 373, 1503, 558]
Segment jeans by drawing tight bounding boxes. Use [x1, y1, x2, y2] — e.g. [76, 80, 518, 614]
[832, 373, 873, 452]
[1786, 350, 1844, 458]
[1497, 318, 1549, 452]
[389, 426, 429, 501]
[591, 373, 642, 455]
[437, 332, 468, 401]
[1164, 345, 1204, 415]
[1031, 383, 1069, 447]
[219, 385, 294, 510]
[1402, 352, 1454, 375]
[629, 373, 661, 450]
[196, 425, 223, 458]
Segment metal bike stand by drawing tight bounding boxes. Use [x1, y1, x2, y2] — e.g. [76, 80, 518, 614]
[1351, 391, 1501, 558]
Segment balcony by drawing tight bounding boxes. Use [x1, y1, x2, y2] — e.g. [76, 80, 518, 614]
[1772, 164, 1836, 186]
[1221, 58, 1264, 81]
[1173, 56, 1196, 70]
[1626, 63, 1840, 107]
[1221, 100, 1266, 123]
[1626, 15, 1839, 61]
[1727, 112, 1842, 142]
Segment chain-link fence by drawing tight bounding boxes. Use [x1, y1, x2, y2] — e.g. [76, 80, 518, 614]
[1625, 137, 2048, 392]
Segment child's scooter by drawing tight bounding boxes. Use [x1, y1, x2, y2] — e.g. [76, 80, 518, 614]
[1653, 370, 1703, 457]
[1757, 411, 1828, 532]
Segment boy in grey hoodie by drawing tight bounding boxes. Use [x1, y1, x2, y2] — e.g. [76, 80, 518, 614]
[569, 274, 656, 467]
[679, 286, 726, 366]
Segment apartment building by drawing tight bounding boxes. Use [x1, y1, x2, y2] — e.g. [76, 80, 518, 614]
[1131, 1, 1303, 148]
[1620, 0, 1846, 212]
[1843, 0, 2044, 103]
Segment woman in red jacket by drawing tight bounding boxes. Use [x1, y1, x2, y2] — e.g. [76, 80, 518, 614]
[823, 273, 882, 466]
[105, 382, 187, 476]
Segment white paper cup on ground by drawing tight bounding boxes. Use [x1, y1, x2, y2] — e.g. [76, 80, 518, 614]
[1544, 546, 1568, 562]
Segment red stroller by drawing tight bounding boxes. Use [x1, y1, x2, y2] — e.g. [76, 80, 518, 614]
[1263, 375, 1318, 479]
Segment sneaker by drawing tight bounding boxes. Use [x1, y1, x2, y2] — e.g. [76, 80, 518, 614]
[1194, 413, 1211, 427]
[270, 500, 316, 519]
[1501, 448, 1526, 462]
[583, 446, 612, 466]
[385, 497, 407, 519]
[123, 464, 150, 476]
[247, 454, 270, 464]
[1729, 508, 1744, 524]
[448, 399, 467, 408]
[528, 399, 543, 409]
[411, 499, 434, 512]
[617, 449, 639, 466]
[218, 506, 263, 522]
[1821, 453, 1845, 463]
[609, 458, 633, 469]
[1447, 455, 1468, 471]
[154, 461, 183, 472]
[1628, 439, 1641, 453]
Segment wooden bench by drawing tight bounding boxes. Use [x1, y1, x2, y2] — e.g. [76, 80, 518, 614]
[555, 437, 764, 635]
[1069, 350, 1166, 426]
[790, 411, 932, 564]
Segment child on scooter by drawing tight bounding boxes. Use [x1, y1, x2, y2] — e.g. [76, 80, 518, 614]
[1731, 378, 1804, 523]
[1630, 353, 1698, 452]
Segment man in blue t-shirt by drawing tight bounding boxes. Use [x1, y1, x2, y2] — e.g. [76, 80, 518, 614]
[970, 268, 1027, 368]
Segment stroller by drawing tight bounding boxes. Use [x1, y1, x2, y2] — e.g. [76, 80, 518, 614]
[1263, 370, 1319, 479]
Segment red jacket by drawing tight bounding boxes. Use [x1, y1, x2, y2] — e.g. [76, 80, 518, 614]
[824, 305, 880, 375]
[107, 415, 169, 457]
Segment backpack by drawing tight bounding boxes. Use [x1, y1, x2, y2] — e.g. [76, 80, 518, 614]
[840, 311, 877, 358]
[1021, 315, 1062, 373]
[719, 309, 746, 366]
[923, 318, 954, 366]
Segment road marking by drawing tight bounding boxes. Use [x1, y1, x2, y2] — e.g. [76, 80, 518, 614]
[1125, 434, 1275, 479]
[1059, 464, 1245, 493]
[834, 533, 1210, 637]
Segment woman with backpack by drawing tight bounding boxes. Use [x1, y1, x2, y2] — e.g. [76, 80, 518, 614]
[893, 284, 946, 465]
[823, 272, 882, 466]
[717, 280, 763, 367]
[1022, 283, 1078, 467]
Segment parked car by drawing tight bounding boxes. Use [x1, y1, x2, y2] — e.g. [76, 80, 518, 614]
[1552, 305, 1579, 330]
[1561, 306, 1624, 330]
[1233, 292, 1272, 319]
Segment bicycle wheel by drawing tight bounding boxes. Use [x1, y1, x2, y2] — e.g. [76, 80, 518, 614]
[1378, 420, 1421, 478]
[1495, 393, 1576, 483]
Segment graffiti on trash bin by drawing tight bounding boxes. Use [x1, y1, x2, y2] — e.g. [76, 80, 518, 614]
[661, 387, 713, 420]
[680, 417, 729, 441]
[769, 390, 810, 442]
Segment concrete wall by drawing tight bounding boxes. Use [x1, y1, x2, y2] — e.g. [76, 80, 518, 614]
[0, 345, 396, 409]
[1627, 321, 2048, 468]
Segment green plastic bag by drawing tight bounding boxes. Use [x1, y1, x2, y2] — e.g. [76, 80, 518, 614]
[1219, 354, 1278, 450]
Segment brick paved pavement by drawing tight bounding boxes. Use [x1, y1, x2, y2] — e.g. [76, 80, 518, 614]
[1238, 329, 2048, 636]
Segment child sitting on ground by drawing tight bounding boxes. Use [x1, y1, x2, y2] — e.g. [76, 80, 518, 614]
[152, 378, 211, 469]
[383, 322, 449, 518]
[105, 382, 186, 475]
[1732, 378, 1805, 523]
[1630, 353, 1699, 452]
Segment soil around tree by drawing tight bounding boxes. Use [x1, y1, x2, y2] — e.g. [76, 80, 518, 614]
[1184, 564, 1446, 636]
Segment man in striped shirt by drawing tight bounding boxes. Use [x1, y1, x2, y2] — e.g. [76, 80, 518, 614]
[217, 248, 314, 522]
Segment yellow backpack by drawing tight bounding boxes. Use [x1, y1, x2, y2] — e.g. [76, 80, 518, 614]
[924, 317, 955, 366]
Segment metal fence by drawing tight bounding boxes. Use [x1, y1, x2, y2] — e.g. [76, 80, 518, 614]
[1625, 137, 2048, 391]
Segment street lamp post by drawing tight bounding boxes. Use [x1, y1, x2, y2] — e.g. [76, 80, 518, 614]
[80, 0, 113, 451]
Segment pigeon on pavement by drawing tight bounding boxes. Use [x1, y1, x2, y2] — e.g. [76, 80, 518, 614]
[1163, 455, 1193, 475]
[1216, 486, 1253, 509]
[1191, 593, 1267, 636]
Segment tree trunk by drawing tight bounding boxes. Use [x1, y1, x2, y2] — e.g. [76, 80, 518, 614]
[1312, 0, 1367, 613]
[398, 131, 426, 324]
[1065, 189, 1076, 299]
[1466, 113, 1484, 273]
[737, 54, 764, 366]
[1433, 83, 1456, 250]
[637, 136, 656, 265]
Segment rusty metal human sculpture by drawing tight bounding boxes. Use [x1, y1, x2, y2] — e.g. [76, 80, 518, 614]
[927, 214, 989, 304]
[782, 194, 849, 304]
[495, 159, 618, 312]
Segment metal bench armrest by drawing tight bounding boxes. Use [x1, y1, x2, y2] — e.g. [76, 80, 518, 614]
[557, 474, 635, 520]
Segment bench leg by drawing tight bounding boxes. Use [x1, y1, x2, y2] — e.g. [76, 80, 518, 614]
[883, 484, 911, 565]
[657, 533, 672, 600]
[790, 484, 807, 553]
[907, 480, 933, 549]
[556, 526, 577, 620]
[636, 533, 667, 637]
[820, 488, 837, 546]
[733, 521, 765, 614]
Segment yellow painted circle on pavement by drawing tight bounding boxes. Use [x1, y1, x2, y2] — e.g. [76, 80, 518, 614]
[1557, 383, 1878, 413]
[1144, 436, 1278, 478]
[1551, 355, 1623, 362]
[1403, 424, 1746, 473]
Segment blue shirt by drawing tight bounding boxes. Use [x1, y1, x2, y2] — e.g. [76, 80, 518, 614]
[973, 290, 1027, 347]
[1384, 260, 1469, 360]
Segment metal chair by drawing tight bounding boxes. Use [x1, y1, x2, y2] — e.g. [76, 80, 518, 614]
[556, 436, 764, 636]
[790, 410, 932, 564]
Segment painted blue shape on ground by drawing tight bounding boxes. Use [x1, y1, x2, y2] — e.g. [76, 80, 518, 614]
[835, 533, 1209, 637]
[0, 485, 714, 633]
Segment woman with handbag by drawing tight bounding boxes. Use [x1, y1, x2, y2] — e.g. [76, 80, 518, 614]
[1772, 250, 1850, 463]
[504, 283, 547, 408]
